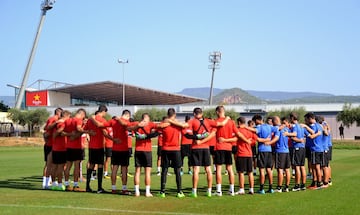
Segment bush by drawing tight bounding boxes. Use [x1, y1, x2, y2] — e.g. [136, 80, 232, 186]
[266, 107, 307, 123]
[133, 108, 167, 122]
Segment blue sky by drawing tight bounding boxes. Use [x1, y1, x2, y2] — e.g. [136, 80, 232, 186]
[1, 0, 359, 96]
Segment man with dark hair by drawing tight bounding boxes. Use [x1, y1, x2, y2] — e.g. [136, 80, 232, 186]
[184, 107, 230, 197]
[84, 105, 109, 193]
[303, 112, 324, 189]
[42, 107, 62, 189]
[63, 108, 93, 192]
[246, 114, 273, 194]
[289, 112, 307, 191]
[52, 110, 71, 191]
[133, 113, 161, 197]
[158, 108, 185, 198]
[181, 115, 192, 176]
[212, 106, 251, 196]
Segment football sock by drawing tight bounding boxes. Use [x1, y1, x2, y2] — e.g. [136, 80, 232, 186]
[249, 188, 254, 193]
[134, 185, 140, 193]
[216, 184, 222, 192]
[157, 167, 161, 172]
[112, 185, 116, 190]
[104, 171, 108, 176]
[74, 181, 78, 187]
[145, 185, 151, 194]
[260, 184, 264, 190]
[207, 188, 212, 193]
[122, 185, 127, 190]
[42, 176, 46, 187]
[45, 177, 50, 187]
[192, 188, 197, 194]
[175, 168, 182, 193]
[269, 184, 273, 190]
[229, 184, 234, 193]
[160, 167, 168, 193]
[65, 181, 69, 186]
[86, 169, 92, 188]
[97, 168, 103, 189]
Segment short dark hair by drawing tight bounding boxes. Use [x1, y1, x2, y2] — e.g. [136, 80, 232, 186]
[54, 107, 63, 115]
[237, 116, 246, 125]
[122, 109, 131, 116]
[247, 120, 254, 126]
[61, 110, 71, 117]
[98, 105, 108, 113]
[304, 112, 315, 120]
[215, 105, 224, 113]
[289, 112, 298, 121]
[193, 107, 202, 115]
[281, 117, 289, 122]
[167, 108, 176, 117]
[142, 113, 149, 120]
[76, 108, 86, 115]
[252, 114, 262, 122]
[185, 115, 191, 122]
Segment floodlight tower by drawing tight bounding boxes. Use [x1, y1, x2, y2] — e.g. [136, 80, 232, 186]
[15, 0, 56, 109]
[118, 58, 129, 108]
[208, 51, 221, 106]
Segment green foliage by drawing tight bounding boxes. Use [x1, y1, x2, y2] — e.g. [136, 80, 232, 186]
[202, 107, 239, 120]
[336, 103, 360, 127]
[133, 108, 167, 121]
[0, 101, 10, 112]
[266, 107, 307, 123]
[7, 108, 50, 136]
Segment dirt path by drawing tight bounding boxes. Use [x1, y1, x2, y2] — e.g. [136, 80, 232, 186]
[0, 137, 44, 147]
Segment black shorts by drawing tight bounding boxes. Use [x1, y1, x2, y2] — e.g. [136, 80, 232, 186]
[181, 144, 191, 158]
[289, 147, 294, 162]
[112, 151, 130, 166]
[44, 145, 52, 162]
[135, 151, 152, 167]
[89, 148, 104, 165]
[81, 149, 85, 160]
[209, 146, 215, 156]
[275, 153, 291, 169]
[157, 146, 162, 157]
[327, 146, 332, 161]
[191, 149, 211, 167]
[310, 151, 324, 165]
[251, 146, 257, 159]
[257, 152, 273, 168]
[66, 148, 83, 161]
[236, 157, 253, 173]
[105, 147, 112, 158]
[52, 151, 67, 164]
[292, 148, 306, 166]
[161, 150, 182, 168]
[305, 147, 311, 159]
[214, 150, 233, 165]
[232, 145, 238, 155]
[323, 151, 330, 167]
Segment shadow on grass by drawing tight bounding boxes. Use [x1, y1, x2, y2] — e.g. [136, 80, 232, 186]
[0, 175, 42, 190]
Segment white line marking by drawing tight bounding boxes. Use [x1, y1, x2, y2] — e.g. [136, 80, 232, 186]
[0, 204, 204, 215]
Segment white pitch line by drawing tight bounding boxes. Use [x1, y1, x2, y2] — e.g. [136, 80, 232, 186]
[0, 204, 205, 215]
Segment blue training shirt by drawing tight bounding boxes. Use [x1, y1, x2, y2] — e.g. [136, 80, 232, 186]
[256, 124, 272, 153]
[310, 123, 324, 153]
[291, 123, 305, 148]
[275, 126, 290, 153]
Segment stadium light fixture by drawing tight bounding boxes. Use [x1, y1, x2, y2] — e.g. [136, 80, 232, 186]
[118, 58, 129, 108]
[15, 0, 56, 109]
[208, 51, 221, 106]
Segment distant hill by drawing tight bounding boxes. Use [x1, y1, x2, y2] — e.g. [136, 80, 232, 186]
[246, 90, 333, 101]
[0, 96, 15, 108]
[275, 96, 360, 104]
[212, 88, 263, 104]
[177, 87, 223, 99]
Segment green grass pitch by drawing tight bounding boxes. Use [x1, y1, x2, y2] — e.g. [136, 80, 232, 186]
[0, 142, 359, 215]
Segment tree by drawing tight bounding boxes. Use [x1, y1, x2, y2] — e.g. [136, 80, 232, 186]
[202, 107, 239, 121]
[133, 108, 167, 122]
[7, 108, 50, 136]
[336, 103, 360, 127]
[266, 107, 307, 123]
[0, 101, 10, 112]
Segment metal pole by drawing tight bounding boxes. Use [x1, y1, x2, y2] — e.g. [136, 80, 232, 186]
[15, 9, 47, 109]
[209, 62, 216, 106]
[122, 63, 125, 108]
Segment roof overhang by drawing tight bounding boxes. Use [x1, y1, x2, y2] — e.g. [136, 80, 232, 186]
[50, 81, 205, 105]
